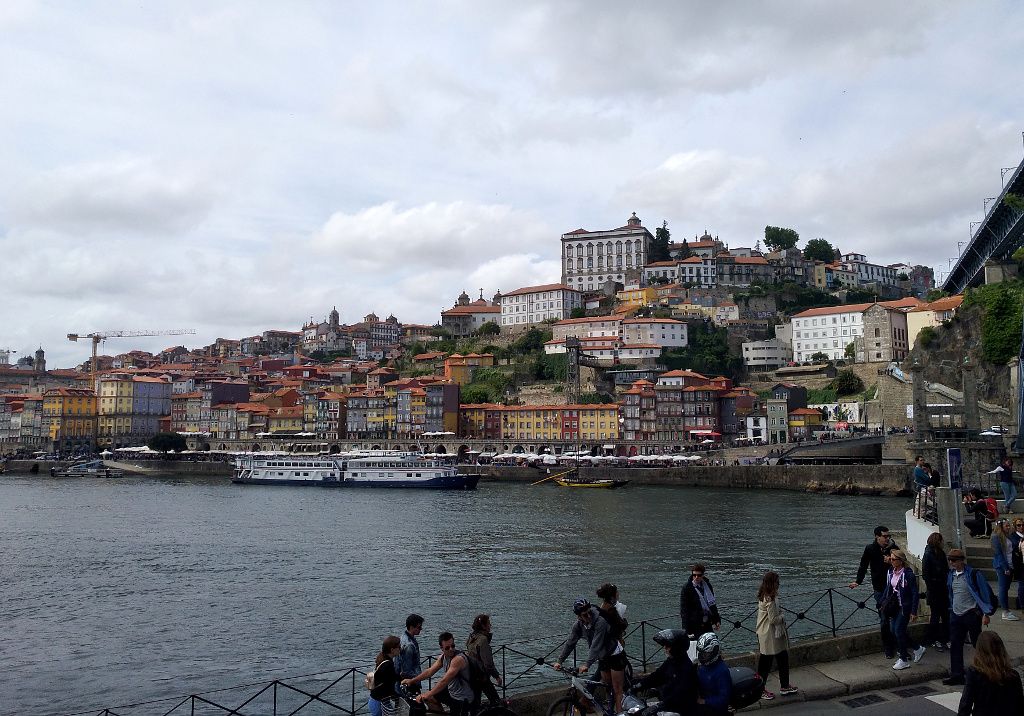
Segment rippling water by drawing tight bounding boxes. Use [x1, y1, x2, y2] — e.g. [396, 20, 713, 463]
[0, 474, 908, 715]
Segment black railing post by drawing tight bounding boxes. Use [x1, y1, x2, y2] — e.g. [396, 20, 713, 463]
[828, 589, 837, 637]
[274, 680, 278, 715]
[499, 645, 507, 698]
[352, 667, 357, 716]
[640, 620, 647, 671]
[191, 695, 196, 716]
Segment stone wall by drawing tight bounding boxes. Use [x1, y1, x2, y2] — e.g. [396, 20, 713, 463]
[877, 372, 914, 429]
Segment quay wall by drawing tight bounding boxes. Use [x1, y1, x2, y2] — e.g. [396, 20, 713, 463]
[2, 460, 911, 493]
[480, 464, 911, 495]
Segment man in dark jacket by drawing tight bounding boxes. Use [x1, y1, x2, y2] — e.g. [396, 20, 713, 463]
[847, 525, 898, 657]
[680, 563, 721, 637]
[637, 629, 699, 714]
[553, 599, 616, 675]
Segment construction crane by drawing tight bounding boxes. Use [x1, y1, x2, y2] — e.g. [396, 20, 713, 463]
[67, 329, 196, 391]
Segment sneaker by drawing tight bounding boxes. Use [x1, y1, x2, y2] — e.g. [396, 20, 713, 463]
[761, 691, 775, 701]
[892, 658, 911, 671]
[912, 645, 926, 663]
[1002, 611, 1021, 621]
[779, 686, 799, 695]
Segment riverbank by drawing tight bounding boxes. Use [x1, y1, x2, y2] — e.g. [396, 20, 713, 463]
[1, 460, 911, 493]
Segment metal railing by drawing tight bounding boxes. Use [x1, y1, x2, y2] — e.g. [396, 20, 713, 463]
[913, 487, 939, 525]
[50, 585, 888, 716]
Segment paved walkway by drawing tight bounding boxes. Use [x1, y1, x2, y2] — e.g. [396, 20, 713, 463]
[739, 615, 1024, 711]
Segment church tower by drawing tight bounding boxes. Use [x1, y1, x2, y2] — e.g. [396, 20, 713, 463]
[34, 347, 46, 375]
[329, 306, 340, 329]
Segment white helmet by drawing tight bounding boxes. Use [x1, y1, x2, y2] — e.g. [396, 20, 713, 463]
[695, 632, 721, 666]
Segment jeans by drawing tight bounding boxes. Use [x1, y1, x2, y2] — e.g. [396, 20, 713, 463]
[1001, 481, 1018, 512]
[873, 591, 896, 655]
[1017, 579, 1024, 610]
[888, 611, 919, 660]
[949, 608, 983, 678]
[369, 698, 382, 716]
[926, 594, 950, 645]
[997, 569, 1012, 612]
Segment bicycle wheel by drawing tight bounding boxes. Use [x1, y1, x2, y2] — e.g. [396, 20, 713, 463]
[546, 696, 585, 716]
[478, 706, 518, 716]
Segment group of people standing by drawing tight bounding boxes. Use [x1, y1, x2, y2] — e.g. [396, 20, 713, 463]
[852, 525, 1023, 712]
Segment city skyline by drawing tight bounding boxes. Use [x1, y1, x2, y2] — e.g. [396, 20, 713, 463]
[2, 1, 1023, 365]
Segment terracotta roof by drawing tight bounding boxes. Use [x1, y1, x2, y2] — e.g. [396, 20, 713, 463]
[413, 352, 445, 360]
[622, 318, 685, 325]
[660, 369, 707, 378]
[441, 304, 500, 315]
[553, 315, 622, 325]
[645, 260, 677, 268]
[733, 256, 769, 265]
[792, 297, 921, 318]
[172, 391, 203, 399]
[790, 408, 824, 416]
[679, 256, 703, 264]
[563, 228, 590, 235]
[619, 343, 663, 350]
[503, 283, 579, 297]
[908, 295, 964, 313]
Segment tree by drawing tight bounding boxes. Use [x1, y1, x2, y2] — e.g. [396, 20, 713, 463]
[830, 369, 865, 396]
[429, 326, 452, 339]
[1005, 193, 1024, 212]
[764, 226, 799, 252]
[897, 272, 910, 281]
[802, 238, 835, 263]
[650, 221, 672, 262]
[148, 432, 187, 453]
[676, 239, 692, 260]
[569, 307, 586, 319]
[844, 342, 856, 360]
[810, 351, 828, 363]
[476, 321, 500, 336]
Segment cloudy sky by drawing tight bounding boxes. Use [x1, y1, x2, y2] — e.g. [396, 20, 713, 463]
[2, 1, 1023, 367]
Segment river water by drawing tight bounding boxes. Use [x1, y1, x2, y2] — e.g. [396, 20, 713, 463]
[0, 473, 909, 715]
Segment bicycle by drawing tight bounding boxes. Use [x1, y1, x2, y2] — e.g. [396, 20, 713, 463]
[396, 683, 518, 716]
[545, 664, 641, 716]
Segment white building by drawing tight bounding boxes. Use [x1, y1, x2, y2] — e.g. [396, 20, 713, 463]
[742, 339, 791, 370]
[621, 318, 688, 348]
[840, 253, 898, 287]
[500, 283, 582, 328]
[551, 315, 624, 341]
[712, 303, 740, 326]
[561, 213, 654, 292]
[790, 297, 920, 363]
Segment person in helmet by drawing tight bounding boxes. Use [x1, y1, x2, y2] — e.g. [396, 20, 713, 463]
[695, 633, 731, 715]
[635, 629, 699, 714]
[553, 598, 617, 677]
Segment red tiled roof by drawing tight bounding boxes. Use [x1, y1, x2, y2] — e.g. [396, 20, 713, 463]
[792, 297, 921, 318]
[503, 283, 579, 297]
[441, 304, 500, 315]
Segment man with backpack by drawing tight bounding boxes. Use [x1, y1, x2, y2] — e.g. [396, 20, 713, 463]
[943, 548, 997, 686]
[404, 632, 476, 716]
[553, 598, 617, 676]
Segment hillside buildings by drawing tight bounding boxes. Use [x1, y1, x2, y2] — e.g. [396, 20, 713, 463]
[499, 283, 582, 328]
[561, 213, 654, 292]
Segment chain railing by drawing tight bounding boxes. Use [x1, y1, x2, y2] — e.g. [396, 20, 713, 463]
[51, 586, 886, 716]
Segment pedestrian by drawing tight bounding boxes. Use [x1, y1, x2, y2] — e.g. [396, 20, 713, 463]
[962, 489, 996, 538]
[921, 531, 949, 652]
[694, 632, 731, 715]
[396, 614, 425, 688]
[847, 526, 898, 658]
[991, 519, 1020, 621]
[635, 629, 699, 715]
[465, 614, 502, 706]
[553, 598, 617, 678]
[404, 632, 475, 716]
[942, 548, 997, 686]
[595, 583, 628, 713]
[680, 563, 721, 638]
[996, 457, 1017, 514]
[368, 636, 402, 716]
[1012, 517, 1024, 610]
[955, 631, 1024, 714]
[755, 571, 798, 699]
[880, 550, 926, 670]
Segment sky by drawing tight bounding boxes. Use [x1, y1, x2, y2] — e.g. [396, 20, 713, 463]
[2, 1, 1024, 367]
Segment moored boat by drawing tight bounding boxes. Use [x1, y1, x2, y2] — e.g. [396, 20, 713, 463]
[554, 477, 629, 489]
[232, 451, 480, 489]
[51, 460, 125, 478]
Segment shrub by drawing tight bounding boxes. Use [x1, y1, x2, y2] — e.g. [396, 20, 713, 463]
[830, 369, 865, 396]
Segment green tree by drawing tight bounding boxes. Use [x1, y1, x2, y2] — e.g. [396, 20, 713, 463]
[1005, 193, 1024, 212]
[476, 321, 500, 336]
[676, 239, 692, 260]
[148, 432, 187, 453]
[917, 326, 937, 348]
[810, 351, 828, 363]
[897, 272, 910, 281]
[509, 327, 551, 355]
[578, 392, 610, 404]
[802, 238, 835, 262]
[460, 384, 494, 404]
[569, 307, 586, 319]
[429, 326, 452, 339]
[764, 225, 799, 252]
[830, 369, 865, 396]
[925, 289, 950, 302]
[532, 353, 568, 381]
[650, 221, 672, 262]
[844, 342, 856, 359]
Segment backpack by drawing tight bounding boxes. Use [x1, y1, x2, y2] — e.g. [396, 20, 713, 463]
[599, 604, 628, 643]
[970, 568, 998, 613]
[364, 661, 382, 690]
[458, 649, 491, 696]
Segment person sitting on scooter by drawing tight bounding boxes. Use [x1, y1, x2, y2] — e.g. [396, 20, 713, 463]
[635, 629, 699, 714]
[695, 633, 731, 715]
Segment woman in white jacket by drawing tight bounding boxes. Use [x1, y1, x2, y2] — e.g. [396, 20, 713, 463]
[755, 571, 798, 700]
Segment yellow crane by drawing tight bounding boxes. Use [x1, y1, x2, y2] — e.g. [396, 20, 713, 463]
[67, 329, 196, 391]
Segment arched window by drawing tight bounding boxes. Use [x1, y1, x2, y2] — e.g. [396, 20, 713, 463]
[615, 241, 623, 255]
[606, 241, 613, 255]
[597, 243, 604, 255]
[577, 244, 583, 256]
[587, 244, 593, 256]
[587, 257, 593, 268]
[565, 244, 573, 257]
[576, 258, 583, 270]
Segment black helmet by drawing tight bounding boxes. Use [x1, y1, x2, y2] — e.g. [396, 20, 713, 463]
[652, 628, 689, 652]
[695, 632, 721, 665]
[572, 598, 591, 615]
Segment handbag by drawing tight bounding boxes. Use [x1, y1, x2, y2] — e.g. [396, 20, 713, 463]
[879, 592, 900, 618]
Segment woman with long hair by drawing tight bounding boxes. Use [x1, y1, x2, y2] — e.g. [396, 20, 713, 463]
[957, 631, 1023, 714]
[880, 550, 925, 671]
[368, 635, 402, 716]
[596, 583, 628, 713]
[921, 531, 949, 650]
[465, 614, 502, 706]
[755, 571, 797, 700]
[992, 519, 1020, 621]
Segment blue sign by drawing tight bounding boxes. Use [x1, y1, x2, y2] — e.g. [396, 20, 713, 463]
[947, 448, 963, 490]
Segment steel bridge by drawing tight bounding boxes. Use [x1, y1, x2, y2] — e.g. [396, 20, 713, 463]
[942, 154, 1024, 293]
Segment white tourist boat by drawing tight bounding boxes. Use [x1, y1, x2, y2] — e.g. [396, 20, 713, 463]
[232, 451, 480, 490]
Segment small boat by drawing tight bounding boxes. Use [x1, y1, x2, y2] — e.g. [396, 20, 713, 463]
[233, 451, 480, 489]
[554, 476, 629, 489]
[52, 460, 125, 478]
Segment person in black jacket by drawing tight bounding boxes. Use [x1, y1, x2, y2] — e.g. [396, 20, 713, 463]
[847, 525, 898, 658]
[957, 631, 1024, 714]
[680, 563, 721, 637]
[921, 531, 950, 651]
[636, 629, 699, 715]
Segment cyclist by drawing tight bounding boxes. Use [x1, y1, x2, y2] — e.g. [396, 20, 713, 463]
[695, 633, 731, 715]
[403, 632, 475, 716]
[553, 598, 617, 677]
[635, 629, 699, 714]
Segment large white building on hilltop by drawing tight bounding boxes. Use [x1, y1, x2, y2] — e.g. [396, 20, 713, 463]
[790, 297, 920, 363]
[499, 283, 582, 328]
[561, 212, 654, 292]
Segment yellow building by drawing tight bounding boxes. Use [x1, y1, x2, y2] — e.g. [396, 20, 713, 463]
[906, 295, 964, 348]
[444, 353, 496, 385]
[788, 407, 824, 440]
[43, 388, 97, 452]
[98, 373, 135, 447]
[616, 286, 658, 309]
[268, 406, 304, 433]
